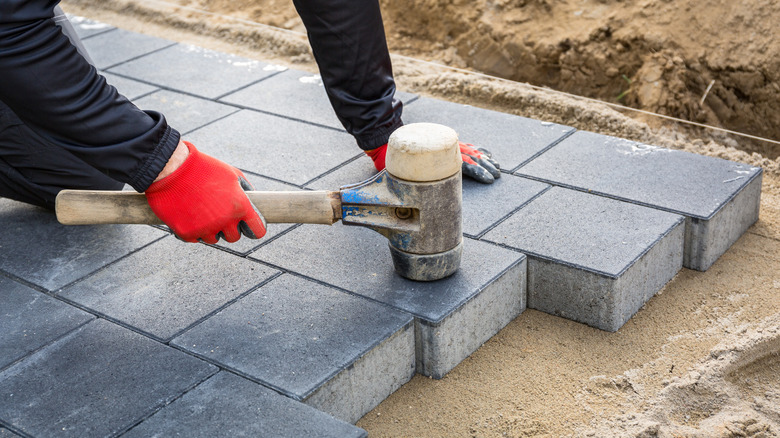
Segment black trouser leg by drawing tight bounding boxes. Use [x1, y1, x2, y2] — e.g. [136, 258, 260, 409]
[292, 0, 403, 150]
[0, 101, 123, 210]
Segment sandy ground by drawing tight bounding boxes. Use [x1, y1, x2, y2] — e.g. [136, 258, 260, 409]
[62, 1, 780, 436]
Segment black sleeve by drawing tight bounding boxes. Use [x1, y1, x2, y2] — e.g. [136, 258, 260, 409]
[0, 0, 179, 192]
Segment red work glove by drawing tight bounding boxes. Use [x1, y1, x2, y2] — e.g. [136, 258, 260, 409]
[145, 142, 267, 244]
[365, 141, 501, 183]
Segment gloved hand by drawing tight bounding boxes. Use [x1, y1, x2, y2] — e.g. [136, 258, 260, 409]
[365, 141, 502, 183]
[145, 141, 267, 244]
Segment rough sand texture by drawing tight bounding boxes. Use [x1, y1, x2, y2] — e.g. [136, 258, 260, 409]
[61, 1, 780, 436]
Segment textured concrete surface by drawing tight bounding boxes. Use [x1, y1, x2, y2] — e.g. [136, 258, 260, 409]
[517, 130, 763, 271]
[172, 274, 415, 423]
[121, 372, 367, 438]
[0, 14, 762, 437]
[222, 68, 417, 131]
[484, 187, 685, 331]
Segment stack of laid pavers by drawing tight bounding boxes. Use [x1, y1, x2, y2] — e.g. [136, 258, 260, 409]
[0, 16, 762, 437]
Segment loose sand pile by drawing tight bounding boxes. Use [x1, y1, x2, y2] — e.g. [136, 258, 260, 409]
[61, 1, 780, 435]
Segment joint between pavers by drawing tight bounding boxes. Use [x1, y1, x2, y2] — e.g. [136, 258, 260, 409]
[216, 103, 350, 136]
[300, 152, 368, 188]
[0, 420, 32, 438]
[0, 317, 94, 375]
[509, 127, 577, 173]
[474, 185, 554, 240]
[77, 25, 117, 41]
[102, 41, 179, 71]
[180, 107, 243, 136]
[116, 364, 220, 437]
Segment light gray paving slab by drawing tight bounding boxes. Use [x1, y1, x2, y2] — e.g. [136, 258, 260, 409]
[0, 319, 216, 438]
[249, 224, 526, 378]
[81, 28, 175, 70]
[516, 130, 763, 271]
[211, 174, 302, 255]
[221, 68, 417, 130]
[483, 187, 684, 332]
[122, 372, 367, 438]
[0, 277, 93, 371]
[186, 110, 360, 185]
[133, 90, 238, 134]
[58, 237, 279, 342]
[0, 199, 167, 291]
[64, 14, 115, 39]
[402, 97, 575, 171]
[306, 158, 551, 238]
[109, 43, 278, 99]
[173, 274, 415, 423]
[101, 72, 159, 101]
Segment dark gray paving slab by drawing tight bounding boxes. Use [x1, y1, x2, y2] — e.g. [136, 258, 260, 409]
[249, 224, 526, 378]
[101, 72, 159, 101]
[123, 372, 367, 438]
[186, 110, 360, 185]
[0, 199, 167, 291]
[483, 187, 684, 331]
[58, 237, 279, 342]
[133, 90, 238, 135]
[0, 426, 20, 437]
[516, 130, 763, 270]
[402, 97, 575, 171]
[211, 174, 302, 255]
[81, 28, 175, 70]
[221, 69, 417, 130]
[109, 43, 278, 99]
[64, 14, 115, 39]
[0, 319, 216, 438]
[306, 158, 551, 238]
[173, 274, 415, 423]
[0, 277, 93, 371]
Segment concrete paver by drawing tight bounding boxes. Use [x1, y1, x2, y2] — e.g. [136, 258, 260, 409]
[66, 15, 114, 39]
[121, 372, 367, 438]
[172, 274, 415, 424]
[109, 43, 279, 99]
[517, 130, 763, 270]
[221, 68, 417, 130]
[133, 90, 239, 135]
[81, 28, 175, 70]
[250, 224, 527, 378]
[0, 199, 167, 291]
[101, 72, 159, 101]
[0, 320, 216, 437]
[185, 109, 360, 186]
[58, 237, 279, 342]
[0, 277, 93, 371]
[402, 97, 575, 171]
[484, 186, 685, 331]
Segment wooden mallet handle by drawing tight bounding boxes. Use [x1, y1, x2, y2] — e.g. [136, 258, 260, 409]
[55, 190, 342, 225]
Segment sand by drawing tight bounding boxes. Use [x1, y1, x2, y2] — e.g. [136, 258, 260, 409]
[61, 1, 780, 435]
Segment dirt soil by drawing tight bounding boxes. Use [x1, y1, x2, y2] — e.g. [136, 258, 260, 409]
[62, 0, 780, 436]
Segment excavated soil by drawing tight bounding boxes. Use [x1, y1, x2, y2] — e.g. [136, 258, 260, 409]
[61, 1, 780, 436]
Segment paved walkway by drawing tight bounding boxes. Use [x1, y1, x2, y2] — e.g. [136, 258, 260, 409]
[0, 15, 762, 437]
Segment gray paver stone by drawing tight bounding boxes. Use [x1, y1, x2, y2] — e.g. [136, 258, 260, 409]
[109, 43, 277, 98]
[0, 319, 216, 437]
[0, 277, 93, 371]
[249, 223, 526, 378]
[0, 426, 20, 437]
[58, 237, 279, 342]
[122, 372, 367, 438]
[64, 14, 115, 39]
[133, 90, 238, 134]
[101, 72, 159, 101]
[173, 274, 415, 424]
[305, 159, 551, 238]
[186, 110, 360, 185]
[0, 199, 166, 291]
[402, 97, 575, 171]
[483, 187, 685, 331]
[517, 130, 763, 271]
[82, 28, 174, 70]
[222, 69, 416, 130]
